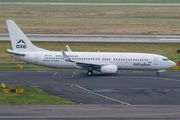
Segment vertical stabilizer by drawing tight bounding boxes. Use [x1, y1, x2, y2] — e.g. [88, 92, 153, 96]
[6, 20, 48, 52]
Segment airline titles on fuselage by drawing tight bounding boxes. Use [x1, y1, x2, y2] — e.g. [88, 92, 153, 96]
[133, 63, 151, 67]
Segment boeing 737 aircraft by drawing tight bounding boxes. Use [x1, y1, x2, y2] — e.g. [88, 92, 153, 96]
[5, 20, 176, 76]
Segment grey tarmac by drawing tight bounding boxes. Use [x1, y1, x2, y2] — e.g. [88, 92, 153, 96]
[0, 105, 180, 119]
[1, 70, 180, 119]
[1, 70, 180, 105]
[1, 34, 180, 43]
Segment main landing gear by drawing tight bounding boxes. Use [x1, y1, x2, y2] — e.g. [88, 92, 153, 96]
[156, 72, 160, 76]
[87, 70, 93, 76]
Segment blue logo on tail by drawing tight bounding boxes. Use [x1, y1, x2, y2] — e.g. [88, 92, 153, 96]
[16, 39, 27, 49]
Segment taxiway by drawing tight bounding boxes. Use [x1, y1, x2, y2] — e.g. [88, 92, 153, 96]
[1, 70, 180, 119]
[1, 70, 180, 105]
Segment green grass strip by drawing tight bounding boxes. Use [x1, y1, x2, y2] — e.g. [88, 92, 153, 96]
[0, 65, 76, 71]
[0, 0, 180, 3]
[0, 86, 77, 105]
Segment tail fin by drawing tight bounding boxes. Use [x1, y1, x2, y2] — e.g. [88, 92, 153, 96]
[6, 20, 48, 52]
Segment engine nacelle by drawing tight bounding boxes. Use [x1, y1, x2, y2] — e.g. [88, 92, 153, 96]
[100, 65, 118, 74]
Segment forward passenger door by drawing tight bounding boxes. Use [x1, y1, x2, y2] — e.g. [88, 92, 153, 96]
[154, 56, 158, 65]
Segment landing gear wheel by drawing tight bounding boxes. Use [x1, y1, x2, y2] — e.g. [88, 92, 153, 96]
[87, 71, 93, 76]
[156, 72, 160, 76]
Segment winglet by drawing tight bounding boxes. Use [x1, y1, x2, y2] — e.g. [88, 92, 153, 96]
[61, 50, 74, 62]
[66, 45, 72, 52]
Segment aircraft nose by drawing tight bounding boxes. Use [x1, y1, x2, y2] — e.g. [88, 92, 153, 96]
[170, 61, 176, 67]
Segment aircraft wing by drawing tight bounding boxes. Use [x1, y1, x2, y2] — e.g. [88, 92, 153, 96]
[75, 61, 102, 70]
[61, 50, 102, 70]
[4, 49, 25, 56]
[66, 45, 72, 52]
[61, 50, 74, 62]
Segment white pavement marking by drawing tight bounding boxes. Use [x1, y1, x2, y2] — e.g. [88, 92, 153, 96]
[75, 84, 131, 105]
[53, 72, 57, 77]
[46, 82, 131, 105]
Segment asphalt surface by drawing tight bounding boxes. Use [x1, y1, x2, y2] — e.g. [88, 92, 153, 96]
[1, 2, 180, 6]
[1, 70, 180, 119]
[0, 105, 180, 119]
[1, 70, 180, 105]
[1, 34, 180, 43]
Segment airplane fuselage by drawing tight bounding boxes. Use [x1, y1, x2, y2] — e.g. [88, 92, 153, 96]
[12, 51, 174, 70]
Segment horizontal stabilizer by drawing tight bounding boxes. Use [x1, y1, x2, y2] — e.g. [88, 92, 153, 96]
[4, 49, 25, 56]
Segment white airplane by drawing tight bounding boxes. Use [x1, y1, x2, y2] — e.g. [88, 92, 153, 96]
[5, 20, 176, 76]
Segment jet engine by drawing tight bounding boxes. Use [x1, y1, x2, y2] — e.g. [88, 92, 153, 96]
[100, 65, 118, 73]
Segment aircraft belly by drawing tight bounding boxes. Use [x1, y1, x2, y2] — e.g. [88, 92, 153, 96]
[39, 60, 76, 69]
[13, 55, 32, 64]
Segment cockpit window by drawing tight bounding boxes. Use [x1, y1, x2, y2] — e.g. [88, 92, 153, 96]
[162, 58, 169, 61]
